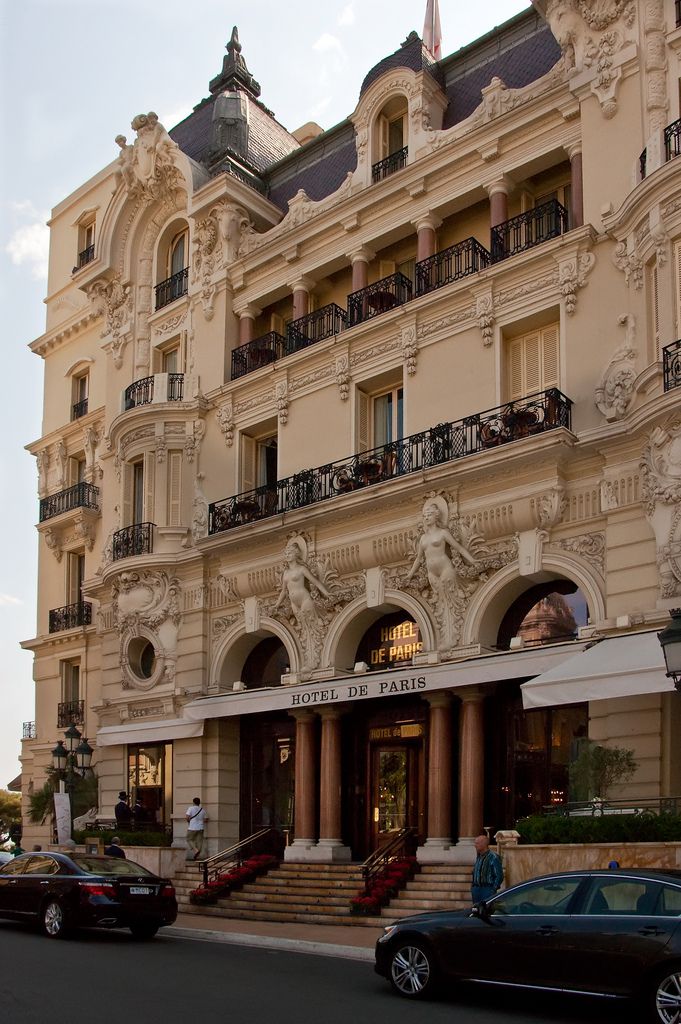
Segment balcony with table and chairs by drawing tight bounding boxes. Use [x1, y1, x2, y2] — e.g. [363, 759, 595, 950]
[207, 388, 572, 536]
[347, 272, 413, 327]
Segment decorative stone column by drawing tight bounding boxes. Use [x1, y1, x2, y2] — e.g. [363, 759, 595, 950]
[285, 711, 318, 861]
[414, 214, 441, 263]
[316, 708, 351, 862]
[418, 693, 454, 864]
[566, 142, 583, 229]
[349, 246, 374, 293]
[236, 304, 259, 346]
[485, 178, 509, 230]
[290, 276, 314, 322]
[454, 688, 486, 864]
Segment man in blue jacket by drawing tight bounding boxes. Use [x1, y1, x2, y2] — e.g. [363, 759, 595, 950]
[471, 833, 503, 903]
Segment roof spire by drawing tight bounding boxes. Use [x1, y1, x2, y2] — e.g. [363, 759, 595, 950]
[209, 26, 261, 97]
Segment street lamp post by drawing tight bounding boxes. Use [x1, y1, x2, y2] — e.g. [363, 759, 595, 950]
[658, 609, 681, 691]
[51, 724, 93, 838]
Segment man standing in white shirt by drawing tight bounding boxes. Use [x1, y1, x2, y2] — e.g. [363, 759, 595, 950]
[185, 796, 208, 860]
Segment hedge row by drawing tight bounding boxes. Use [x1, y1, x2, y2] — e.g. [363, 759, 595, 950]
[516, 813, 681, 845]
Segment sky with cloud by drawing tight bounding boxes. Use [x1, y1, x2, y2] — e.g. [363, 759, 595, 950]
[0, 0, 529, 791]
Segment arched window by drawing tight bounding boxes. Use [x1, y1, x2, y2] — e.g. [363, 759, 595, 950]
[496, 580, 588, 651]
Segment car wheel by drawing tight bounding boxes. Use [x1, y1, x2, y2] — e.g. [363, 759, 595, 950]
[650, 966, 681, 1023]
[42, 899, 71, 939]
[129, 921, 159, 940]
[389, 940, 437, 999]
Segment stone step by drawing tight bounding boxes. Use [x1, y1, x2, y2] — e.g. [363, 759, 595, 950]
[180, 902, 385, 927]
[389, 897, 464, 911]
[240, 883, 359, 898]
[231, 890, 352, 908]
[254, 878, 361, 892]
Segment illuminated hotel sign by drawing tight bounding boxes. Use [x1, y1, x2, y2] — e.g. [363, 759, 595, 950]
[368, 619, 422, 668]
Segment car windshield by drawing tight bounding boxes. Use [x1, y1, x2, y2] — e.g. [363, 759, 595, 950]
[71, 856, 154, 876]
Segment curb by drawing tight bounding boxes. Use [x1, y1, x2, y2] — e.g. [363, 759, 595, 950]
[167, 925, 375, 962]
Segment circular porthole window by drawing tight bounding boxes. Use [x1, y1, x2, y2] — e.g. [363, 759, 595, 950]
[127, 636, 157, 682]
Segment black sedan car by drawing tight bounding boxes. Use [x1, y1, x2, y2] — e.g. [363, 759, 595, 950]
[375, 868, 681, 1023]
[0, 851, 177, 939]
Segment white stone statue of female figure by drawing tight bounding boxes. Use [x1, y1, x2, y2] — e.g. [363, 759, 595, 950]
[274, 537, 331, 672]
[407, 496, 476, 648]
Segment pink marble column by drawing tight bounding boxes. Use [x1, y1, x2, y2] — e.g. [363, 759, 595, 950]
[350, 247, 374, 293]
[425, 694, 452, 843]
[292, 282, 311, 322]
[238, 309, 256, 346]
[487, 180, 509, 229]
[458, 690, 485, 841]
[318, 709, 346, 853]
[291, 711, 317, 846]
[567, 143, 583, 228]
[415, 215, 441, 263]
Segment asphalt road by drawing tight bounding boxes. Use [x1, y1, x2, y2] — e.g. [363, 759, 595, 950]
[0, 921, 639, 1024]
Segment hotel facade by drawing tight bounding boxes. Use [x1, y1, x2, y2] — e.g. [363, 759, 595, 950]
[20, 0, 681, 863]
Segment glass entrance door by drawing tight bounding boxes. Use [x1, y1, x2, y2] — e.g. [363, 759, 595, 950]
[371, 745, 418, 849]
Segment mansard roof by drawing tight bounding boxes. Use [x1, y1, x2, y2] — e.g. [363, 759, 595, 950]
[168, 8, 561, 213]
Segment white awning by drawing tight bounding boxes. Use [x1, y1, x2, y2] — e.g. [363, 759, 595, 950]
[96, 718, 204, 747]
[184, 641, 588, 721]
[521, 631, 671, 709]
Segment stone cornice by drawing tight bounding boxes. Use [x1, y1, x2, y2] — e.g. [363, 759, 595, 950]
[30, 309, 101, 359]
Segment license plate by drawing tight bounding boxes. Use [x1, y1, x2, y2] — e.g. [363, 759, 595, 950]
[129, 886, 152, 895]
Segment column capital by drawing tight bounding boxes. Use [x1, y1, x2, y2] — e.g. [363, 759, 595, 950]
[565, 140, 583, 161]
[289, 709, 317, 723]
[458, 685, 486, 704]
[319, 704, 349, 720]
[287, 274, 316, 294]
[233, 302, 261, 320]
[347, 245, 375, 265]
[482, 175, 511, 198]
[412, 212, 442, 233]
[425, 692, 451, 709]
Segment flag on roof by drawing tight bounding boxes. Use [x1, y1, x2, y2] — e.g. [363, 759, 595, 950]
[423, 0, 442, 60]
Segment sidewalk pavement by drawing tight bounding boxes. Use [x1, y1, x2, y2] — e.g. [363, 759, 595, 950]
[169, 911, 382, 962]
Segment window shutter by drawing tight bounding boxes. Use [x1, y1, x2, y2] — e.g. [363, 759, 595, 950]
[523, 331, 542, 394]
[143, 451, 155, 523]
[652, 262, 660, 351]
[122, 463, 133, 527]
[541, 324, 559, 389]
[675, 240, 681, 337]
[379, 114, 389, 159]
[241, 434, 256, 493]
[508, 338, 524, 400]
[167, 451, 182, 526]
[357, 391, 370, 452]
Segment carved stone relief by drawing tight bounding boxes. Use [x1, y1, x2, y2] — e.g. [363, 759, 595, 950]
[475, 294, 495, 347]
[594, 313, 638, 421]
[217, 403, 234, 447]
[401, 326, 418, 375]
[112, 570, 181, 689]
[114, 112, 183, 203]
[275, 380, 290, 425]
[558, 252, 596, 315]
[36, 449, 49, 498]
[192, 473, 208, 544]
[612, 241, 643, 289]
[87, 275, 133, 366]
[335, 356, 351, 401]
[641, 420, 681, 598]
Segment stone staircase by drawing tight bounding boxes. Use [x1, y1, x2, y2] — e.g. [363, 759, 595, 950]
[172, 861, 471, 927]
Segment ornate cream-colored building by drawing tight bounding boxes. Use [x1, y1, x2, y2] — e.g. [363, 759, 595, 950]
[20, 2, 681, 862]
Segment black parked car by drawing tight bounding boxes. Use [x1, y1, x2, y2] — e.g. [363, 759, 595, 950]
[0, 852, 177, 940]
[375, 869, 681, 1023]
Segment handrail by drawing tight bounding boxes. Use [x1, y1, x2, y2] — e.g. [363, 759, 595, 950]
[201, 826, 278, 885]
[361, 827, 417, 893]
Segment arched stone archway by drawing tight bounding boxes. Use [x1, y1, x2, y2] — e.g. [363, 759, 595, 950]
[322, 590, 436, 671]
[462, 553, 606, 648]
[211, 617, 300, 690]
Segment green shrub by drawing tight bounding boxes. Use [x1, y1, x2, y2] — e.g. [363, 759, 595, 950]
[517, 813, 681, 845]
[73, 828, 172, 848]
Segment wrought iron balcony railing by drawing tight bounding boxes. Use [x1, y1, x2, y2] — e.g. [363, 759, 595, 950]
[286, 303, 347, 355]
[372, 146, 408, 183]
[78, 244, 95, 269]
[208, 388, 572, 534]
[72, 398, 89, 420]
[664, 339, 681, 392]
[125, 376, 154, 410]
[49, 601, 92, 634]
[347, 272, 413, 327]
[415, 237, 491, 297]
[124, 373, 183, 410]
[491, 199, 568, 263]
[665, 117, 681, 162]
[23, 721, 36, 740]
[155, 267, 189, 310]
[168, 373, 184, 401]
[231, 331, 287, 380]
[112, 522, 154, 561]
[58, 699, 85, 728]
[39, 482, 100, 523]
